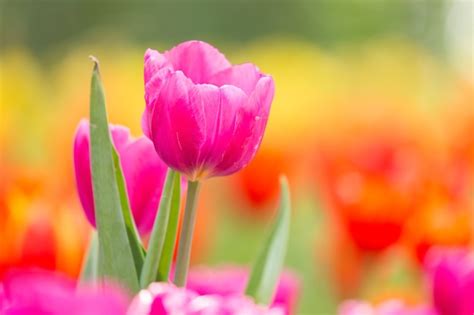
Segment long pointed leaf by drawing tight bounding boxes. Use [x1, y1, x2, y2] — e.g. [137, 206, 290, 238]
[156, 172, 182, 281]
[89, 57, 139, 292]
[112, 147, 145, 276]
[245, 175, 291, 305]
[140, 168, 177, 288]
[79, 231, 99, 284]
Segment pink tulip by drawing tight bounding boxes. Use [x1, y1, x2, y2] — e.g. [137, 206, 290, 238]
[338, 300, 437, 315]
[0, 270, 128, 315]
[186, 266, 299, 315]
[73, 119, 168, 235]
[425, 248, 474, 315]
[0, 285, 6, 311]
[127, 282, 284, 315]
[142, 40, 275, 180]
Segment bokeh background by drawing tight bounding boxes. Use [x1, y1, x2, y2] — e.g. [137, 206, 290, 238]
[0, 1, 473, 314]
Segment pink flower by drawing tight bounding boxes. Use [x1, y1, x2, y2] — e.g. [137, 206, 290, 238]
[0, 285, 6, 311]
[142, 40, 275, 180]
[73, 119, 168, 235]
[1, 270, 128, 315]
[127, 282, 284, 315]
[186, 266, 299, 315]
[338, 300, 437, 315]
[425, 248, 474, 315]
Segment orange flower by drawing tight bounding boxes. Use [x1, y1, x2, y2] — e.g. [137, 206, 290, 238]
[315, 129, 424, 252]
[0, 167, 88, 279]
[404, 159, 472, 263]
[233, 147, 295, 211]
[406, 199, 471, 263]
[404, 83, 474, 263]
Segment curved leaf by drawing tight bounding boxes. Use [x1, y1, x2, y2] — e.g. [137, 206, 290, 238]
[140, 168, 177, 288]
[112, 147, 145, 276]
[157, 172, 182, 281]
[245, 175, 291, 305]
[89, 57, 139, 292]
[79, 231, 99, 284]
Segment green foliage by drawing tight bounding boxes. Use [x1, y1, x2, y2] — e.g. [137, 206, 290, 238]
[79, 231, 99, 284]
[245, 176, 291, 305]
[157, 173, 182, 281]
[112, 147, 145, 277]
[89, 57, 139, 292]
[140, 169, 177, 288]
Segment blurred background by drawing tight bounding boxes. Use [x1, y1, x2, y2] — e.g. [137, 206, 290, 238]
[0, 0, 473, 314]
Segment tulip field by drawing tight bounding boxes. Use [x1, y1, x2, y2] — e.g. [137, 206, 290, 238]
[0, 1, 473, 315]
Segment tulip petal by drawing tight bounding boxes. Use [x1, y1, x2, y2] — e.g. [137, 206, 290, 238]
[164, 41, 231, 84]
[461, 269, 474, 315]
[432, 262, 462, 315]
[4, 270, 129, 315]
[150, 71, 207, 178]
[426, 249, 474, 315]
[187, 83, 221, 174]
[199, 85, 247, 176]
[110, 125, 133, 152]
[232, 76, 275, 172]
[150, 71, 194, 173]
[209, 63, 263, 95]
[144, 48, 172, 84]
[4, 270, 75, 307]
[74, 120, 167, 236]
[73, 122, 131, 228]
[120, 137, 167, 235]
[212, 76, 274, 176]
[186, 266, 299, 315]
[144, 50, 174, 138]
[73, 119, 95, 226]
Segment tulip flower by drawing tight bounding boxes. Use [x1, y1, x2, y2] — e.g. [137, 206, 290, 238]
[404, 149, 472, 263]
[73, 119, 168, 235]
[338, 300, 436, 315]
[405, 199, 471, 263]
[425, 248, 474, 315]
[142, 41, 275, 287]
[0, 270, 128, 315]
[142, 40, 274, 181]
[0, 285, 5, 311]
[234, 147, 295, 210]
[128, 282, 284, 315]
[0, 168, 88, 279]
[314, 132, 423, 252]
[186, 266, 299, 315]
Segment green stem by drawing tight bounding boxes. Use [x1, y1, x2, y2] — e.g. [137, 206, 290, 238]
[173, 180, 201, 287]
[139, 169, 177, 288]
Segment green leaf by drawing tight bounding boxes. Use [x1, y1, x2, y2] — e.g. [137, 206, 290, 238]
[139, 168, 177, 288]
[79, 231, 99, 284]
[245, 175, 291, 305]
[156, 172, 181, 281]
[112, 147, 145, 276]
[89, 56, 139, 292]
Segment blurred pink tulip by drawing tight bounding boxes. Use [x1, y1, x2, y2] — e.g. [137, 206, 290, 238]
[425, 248, 474, 315]
[339, 300, 436, 315]
[0, 270, 128, 315]
[186, 266, 299, 315]
[128, 282, 284, 315]
[142, 40, 275, 181]
[0, 285, 6, 311]
[73, 119, 168, 235]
